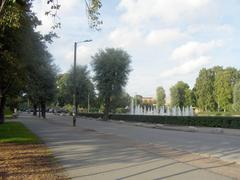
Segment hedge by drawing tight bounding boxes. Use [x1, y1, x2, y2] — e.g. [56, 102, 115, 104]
[78, 113, 240, 129]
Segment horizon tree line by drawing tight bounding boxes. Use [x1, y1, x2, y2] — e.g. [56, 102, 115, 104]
[155, 66, 240, 112]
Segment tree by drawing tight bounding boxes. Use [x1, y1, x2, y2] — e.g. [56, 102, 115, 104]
[170, 81, 191, 109]
[194, 68, 216, 111]
[56, 74, 70, 107]
[66, 65, 95, 113]
[156, 86, 165, 108]
[26, 44, 57, 118]
[214, 67, 240, 111]
[0, 0, 23, 31]
[1, 0, 102, 31]
[0, 0, 58, 122]
[0, 0, 41, 123]
[0, 0, 103, 123]
[111, 91, 131, 113]
[233, 81, 240, 111]
[92, 48, 131, 120]
[134, 95, 143, 106]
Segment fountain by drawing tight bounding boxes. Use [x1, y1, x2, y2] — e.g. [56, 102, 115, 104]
[129, 98, 194, 116]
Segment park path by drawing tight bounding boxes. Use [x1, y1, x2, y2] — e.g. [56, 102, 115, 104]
[17, 113, 240, 179]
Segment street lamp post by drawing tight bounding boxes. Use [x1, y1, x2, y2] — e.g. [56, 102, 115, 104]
[87, 93, 90, 113]
[73, 40, 92, 127]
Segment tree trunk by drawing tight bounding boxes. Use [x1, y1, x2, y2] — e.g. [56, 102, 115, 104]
[0, 95, 6, 124]
[41, 102, 46, 119]
[103, 97, 110, 120]
[33, 104, 37, 116]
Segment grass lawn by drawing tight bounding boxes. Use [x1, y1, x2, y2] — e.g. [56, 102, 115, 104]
[0, 121, 40, 144]
[0, 121, 67, 179]
[5, 114, 14, 119]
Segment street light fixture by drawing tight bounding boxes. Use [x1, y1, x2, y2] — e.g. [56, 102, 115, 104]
[73, 39, 92, 127]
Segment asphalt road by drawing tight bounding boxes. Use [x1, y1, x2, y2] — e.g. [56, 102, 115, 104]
[17, 113, 240, 179]
[48, 113, 240, 164]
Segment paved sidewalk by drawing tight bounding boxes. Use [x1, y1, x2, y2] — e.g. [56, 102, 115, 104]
[17, 114, 240, 179]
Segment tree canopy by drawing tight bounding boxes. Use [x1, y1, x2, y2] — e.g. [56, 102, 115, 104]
[156, 86, 166, 108]
[92, 48, 131, 119]
[0, 0, 57, 122]
[170, 81, 191, 109]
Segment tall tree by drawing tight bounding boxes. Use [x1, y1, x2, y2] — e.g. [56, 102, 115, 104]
[0, 0, 41, 123]
[214, 67, 240, 111]
[111, 91, 131, 113]
[56, 74, 70, 107]
[170, 81, 191, 109]
[0, 0, 58, 122]
[67, 65, 95, 113]
[156, 86, 165, 108]
[92, 48, 131, 120]
[233, 81, 240, 111]
[194, 68, 216, 111]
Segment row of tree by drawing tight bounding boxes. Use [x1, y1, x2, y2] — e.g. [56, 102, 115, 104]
[0, 0, 105, 123]
[0, 0, 57, 123]
[56, 48, 131, 120]
[155, 66, 240, 112]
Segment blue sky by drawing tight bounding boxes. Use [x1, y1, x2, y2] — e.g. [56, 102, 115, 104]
[33, 0, 240, 99]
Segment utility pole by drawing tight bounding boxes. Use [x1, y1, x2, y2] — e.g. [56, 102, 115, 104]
[72, 40, 92, 127]
[88, 93, 90, 113]
[73, 42, 77, 126]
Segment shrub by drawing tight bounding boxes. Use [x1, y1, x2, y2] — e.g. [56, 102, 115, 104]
[4, 107, 13, 115]
[78, 113, 240, 129]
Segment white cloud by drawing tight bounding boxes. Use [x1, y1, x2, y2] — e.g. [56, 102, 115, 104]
[171, 40, 223, 60]
[64, 45, 94, 66]
[108, 27, 143, 48]
[118, 0, 211, 25]
[160, 56, 210, 78]
[146, 28, 185, 45]
[187, 24, 234, 34]
[59, 0, 79, 14]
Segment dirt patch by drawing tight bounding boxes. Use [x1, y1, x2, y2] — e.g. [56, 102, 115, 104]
[0, 143, 67, 180]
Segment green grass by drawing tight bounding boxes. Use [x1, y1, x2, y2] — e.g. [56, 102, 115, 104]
[0, 122, 41, 144]
[5, 114, 13, 119]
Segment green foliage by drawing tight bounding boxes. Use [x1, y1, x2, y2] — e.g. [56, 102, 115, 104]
[79, 113, 240, 129]
[63, 104, 73, 114]
[195, 68, 216, 111]
[194, 66, 240, 112]
[68, 65, 95, 108]
[134, 95, 143, 106]
[170, 81, 191, 108]
[0, 0, 23, 31]
[156, 86, 165, 107]
[4, 107, 12, 115]
[44, 0, 102, 30]
[56, 74, 70, 107]
[92, 48, 131, 119]
[0, 122, 41, 144]
[233, 81, 240, 111]
[111, 91, 131, 113]
[214, 67, 239, 111]
[85, 0, 103, 30]
[0, 0, 57, 121]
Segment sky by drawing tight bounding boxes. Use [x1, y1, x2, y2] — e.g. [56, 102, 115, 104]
[32, 0, 240, 98]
